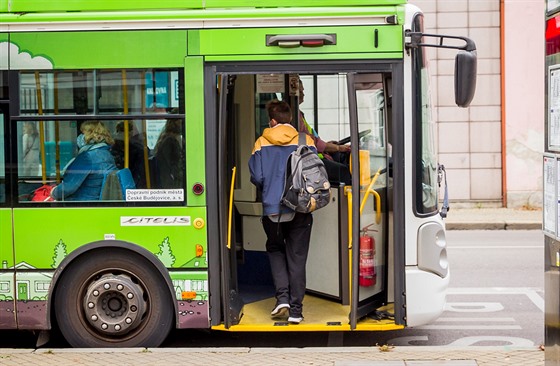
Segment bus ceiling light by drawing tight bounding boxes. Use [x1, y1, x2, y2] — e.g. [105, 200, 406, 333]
[192, 183, 204, 195]
[266, 34, 336, 48]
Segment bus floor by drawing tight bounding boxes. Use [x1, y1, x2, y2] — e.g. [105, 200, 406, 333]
[216, 294, 400, 332]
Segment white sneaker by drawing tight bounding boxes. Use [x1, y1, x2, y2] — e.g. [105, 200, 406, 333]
[270, 303, 290, 318]
[288, 316, 303, 324]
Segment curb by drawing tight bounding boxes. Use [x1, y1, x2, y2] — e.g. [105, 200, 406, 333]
[446, 222, 542, 230]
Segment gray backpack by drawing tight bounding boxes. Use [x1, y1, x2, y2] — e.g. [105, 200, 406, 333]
[281, 133, 331, 213]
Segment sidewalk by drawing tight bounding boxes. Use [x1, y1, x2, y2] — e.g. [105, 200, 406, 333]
[444, 207, 542, 230]
[0, 346, 544, 366]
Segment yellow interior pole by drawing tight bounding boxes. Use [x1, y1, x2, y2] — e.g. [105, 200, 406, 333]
[344, 168, 382, 306]
[54, 72, 61, 183]
[227, 167, 237, 250]
[359, 167, 382, 224]
[34, 72, 47, 185]
[121, 70, 129, 169]
[344, 186, 353, 302]
[141, 71, 151, 188]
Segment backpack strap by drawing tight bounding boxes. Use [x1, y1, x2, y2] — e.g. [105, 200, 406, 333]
[298, 132, 306, 146]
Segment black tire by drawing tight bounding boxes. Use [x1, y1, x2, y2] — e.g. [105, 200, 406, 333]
[54, 248, 174, 347]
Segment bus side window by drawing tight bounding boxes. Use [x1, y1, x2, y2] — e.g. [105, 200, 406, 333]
[0, 112, 5, 203]
[16, 120, 77, 202]
[15, 68, 185, 204]
[151, 118, 185, 190]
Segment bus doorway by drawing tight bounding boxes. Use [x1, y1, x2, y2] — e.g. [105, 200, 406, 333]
[211, 66, 400, 331]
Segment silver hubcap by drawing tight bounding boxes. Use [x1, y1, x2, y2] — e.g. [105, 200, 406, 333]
[83, 274, 146, 335]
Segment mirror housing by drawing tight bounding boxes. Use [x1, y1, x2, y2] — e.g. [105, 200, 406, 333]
[454, 50, 477, 108]
[405, 31, 478, 108]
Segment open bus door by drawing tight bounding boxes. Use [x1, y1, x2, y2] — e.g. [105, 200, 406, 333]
[347, 73, 392, 329]
[217, 73, 244, 328]
[212, 67, 404, 331]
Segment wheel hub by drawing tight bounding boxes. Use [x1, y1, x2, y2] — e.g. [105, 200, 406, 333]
[83, 274, 146, 335]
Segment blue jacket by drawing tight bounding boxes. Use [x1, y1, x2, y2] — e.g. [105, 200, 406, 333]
[248, 124, 316, 216]
[51, 143, 117, 201]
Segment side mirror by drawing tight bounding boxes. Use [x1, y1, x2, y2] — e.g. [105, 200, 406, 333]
[455, 50, 477, 108]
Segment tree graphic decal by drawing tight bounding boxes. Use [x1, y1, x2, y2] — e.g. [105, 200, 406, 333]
[51, 239, 67, 268]
[156, 236, 176, 267]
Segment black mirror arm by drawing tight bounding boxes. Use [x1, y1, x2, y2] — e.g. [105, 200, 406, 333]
[405, 31, 476, 52]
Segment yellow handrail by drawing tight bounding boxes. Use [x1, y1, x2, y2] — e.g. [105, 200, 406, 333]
[346, 168, 383, 247]
[53, 72, 61, 183]
[359, 167, 382, 224]
[227, 167, 237, 250]
[344, 185, 353, 301]
[121, 70, 130, 169]
[34, 72, 47, 185]
[141, 71, 151, 188]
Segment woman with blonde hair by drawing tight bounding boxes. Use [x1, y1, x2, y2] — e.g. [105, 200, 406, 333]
[51, 121, 117, 201]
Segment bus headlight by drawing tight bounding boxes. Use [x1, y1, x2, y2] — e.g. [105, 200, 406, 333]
[417, 222, 449, 278]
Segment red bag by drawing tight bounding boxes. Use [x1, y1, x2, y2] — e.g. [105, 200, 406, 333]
[31, 184, 55, 202]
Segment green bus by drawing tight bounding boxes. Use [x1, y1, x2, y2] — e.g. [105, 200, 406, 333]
[0, 0, 476, 347]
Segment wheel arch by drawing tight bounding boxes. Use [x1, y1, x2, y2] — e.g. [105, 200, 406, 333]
[46, 240, 178, 330]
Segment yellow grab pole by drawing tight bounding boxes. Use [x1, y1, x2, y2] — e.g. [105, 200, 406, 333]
[121, 70, 130, 169]
[54, 72, 61, 183]
[344, 185, 353, 301]
[34, 72, 47, 184]
[227, 167, 237, 250]
[141, 71, 151, 188]
[359, 167, 382, 224]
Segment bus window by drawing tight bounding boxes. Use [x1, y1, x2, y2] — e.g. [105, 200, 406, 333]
[413, 15, 439, 215]
[304, 74, 349, 142]
[19, 70, 181, 116]
[0, 112, 5, 203]
[16, 69, 185, 203]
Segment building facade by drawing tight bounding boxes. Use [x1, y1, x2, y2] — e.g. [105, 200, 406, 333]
[412, 0, 544, 208]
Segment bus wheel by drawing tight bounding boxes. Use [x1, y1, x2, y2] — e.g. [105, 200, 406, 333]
[54, 249, 174, 347]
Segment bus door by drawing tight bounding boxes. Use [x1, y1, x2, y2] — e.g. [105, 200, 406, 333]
[347, 73, 391, 328]
[213, 67, 398, 330]
[216, 73, 244, 328]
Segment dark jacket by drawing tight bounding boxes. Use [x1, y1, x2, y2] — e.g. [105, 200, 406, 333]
[248, 124, 316, 216]
[153, 134, 184, 189]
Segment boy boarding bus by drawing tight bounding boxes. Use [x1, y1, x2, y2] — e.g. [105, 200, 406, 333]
[0, 1, 476, 347]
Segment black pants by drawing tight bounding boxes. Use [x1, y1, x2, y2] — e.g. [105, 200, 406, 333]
[262, 212, 313, 317]
[323, 152, 351, 186]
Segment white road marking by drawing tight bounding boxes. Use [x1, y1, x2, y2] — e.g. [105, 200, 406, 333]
[436, 317, 515, 322]
[448, 246, 543, 249]
[446, 336, 535, 347]
[447, 287, 544, 312]
[415, 325, 522, 330]
[444, 302, 504, 312]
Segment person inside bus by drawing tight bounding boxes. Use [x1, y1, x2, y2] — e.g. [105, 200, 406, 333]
[50, 121, 117, 201]
[152, 118, 184, 189]
[248, 100, 314, 324]
[112, 121, 149, 188]
[297, 78, 352, 186]
[22, 121, 40, 177]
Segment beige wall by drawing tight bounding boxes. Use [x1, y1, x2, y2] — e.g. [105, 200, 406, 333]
[503, 0, 544, 208]
[411, 0, 544, 208]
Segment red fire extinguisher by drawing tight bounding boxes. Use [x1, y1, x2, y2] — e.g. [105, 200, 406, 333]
[359, 224, 376, 287]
